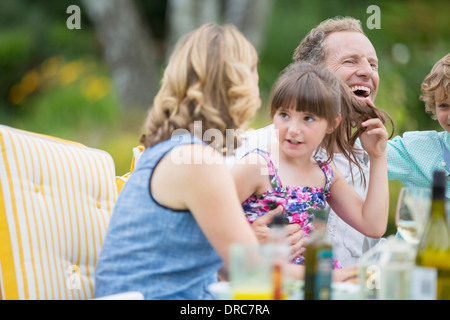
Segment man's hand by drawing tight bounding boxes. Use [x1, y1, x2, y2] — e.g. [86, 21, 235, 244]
[251, 206, 306, 261]
[285, 223, 306, 261]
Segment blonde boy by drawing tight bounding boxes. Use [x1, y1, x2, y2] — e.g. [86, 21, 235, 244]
[387, 53, 450, 195]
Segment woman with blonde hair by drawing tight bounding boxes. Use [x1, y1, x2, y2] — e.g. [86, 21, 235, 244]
[94, 23, 264, 299]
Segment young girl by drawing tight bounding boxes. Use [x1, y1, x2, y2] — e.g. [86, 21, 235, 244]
[95, 23, 267, 300]
[231, 62, 389, 266]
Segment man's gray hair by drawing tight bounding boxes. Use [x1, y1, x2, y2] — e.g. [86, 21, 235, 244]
[293, 16, 364, 65]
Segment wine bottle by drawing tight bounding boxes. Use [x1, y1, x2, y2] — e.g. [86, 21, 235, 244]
[304, 228, 333, 300]
[414, 170, 450, 300]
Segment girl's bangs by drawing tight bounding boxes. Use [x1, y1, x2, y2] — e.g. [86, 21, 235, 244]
[287, 75, 338, 121]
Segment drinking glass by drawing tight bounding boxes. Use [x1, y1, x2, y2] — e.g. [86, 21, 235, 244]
[395, 187, 431, 245]
[229, 243, 274, 300]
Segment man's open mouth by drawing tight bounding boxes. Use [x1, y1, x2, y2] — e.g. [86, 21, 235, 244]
[350, 85, 371, 98]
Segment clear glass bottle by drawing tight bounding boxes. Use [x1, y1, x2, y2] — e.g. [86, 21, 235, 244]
[269, 214, 290, 300]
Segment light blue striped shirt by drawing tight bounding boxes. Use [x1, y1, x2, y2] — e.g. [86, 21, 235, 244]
[387, 130, 450, 197]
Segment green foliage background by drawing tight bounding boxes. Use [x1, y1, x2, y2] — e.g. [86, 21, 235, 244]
[0, 0, 449, 236]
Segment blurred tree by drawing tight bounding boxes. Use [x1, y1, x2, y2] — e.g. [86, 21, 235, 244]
[166, 0, 220, 54]
[167, 0, 274, 54]
[224, 0, 274, 51]
[80, 0, 274, 110]
[80, 0, 158, 110]
[0, 0, 447, 137]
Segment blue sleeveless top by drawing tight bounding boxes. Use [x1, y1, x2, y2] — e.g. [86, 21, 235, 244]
[94, 134, 223, 299]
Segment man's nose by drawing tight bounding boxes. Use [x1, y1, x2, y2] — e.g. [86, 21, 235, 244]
[355, 60, 374, 78]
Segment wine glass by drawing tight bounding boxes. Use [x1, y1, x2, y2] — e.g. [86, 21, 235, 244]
[395, 187, 431, 245]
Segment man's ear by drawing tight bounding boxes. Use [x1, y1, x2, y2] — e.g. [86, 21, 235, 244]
[327, 114, 342, 134]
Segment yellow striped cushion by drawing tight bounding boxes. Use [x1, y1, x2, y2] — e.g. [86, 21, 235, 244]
[116, 146, 144, 193]
[0, 125, 117, 299]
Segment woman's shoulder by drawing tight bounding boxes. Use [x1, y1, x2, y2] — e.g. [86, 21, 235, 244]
[172, 143, 226, 167]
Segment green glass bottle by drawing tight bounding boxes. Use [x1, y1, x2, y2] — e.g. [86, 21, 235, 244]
[304, 229, 333, 300]
[415, 170, 450, 300]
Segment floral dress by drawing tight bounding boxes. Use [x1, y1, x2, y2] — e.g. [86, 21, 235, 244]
[241, 149, 342, 269]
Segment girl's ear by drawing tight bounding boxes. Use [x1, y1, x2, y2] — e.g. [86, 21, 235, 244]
[326, 114, 342, 134]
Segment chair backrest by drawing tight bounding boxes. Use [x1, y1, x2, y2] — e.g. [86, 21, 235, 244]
[0, 125, 117, 299]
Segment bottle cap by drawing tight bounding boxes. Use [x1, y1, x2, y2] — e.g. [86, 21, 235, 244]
[270, 214, 287, 227]
[433, 169, 446, 189]
[432, 169, 446, 199]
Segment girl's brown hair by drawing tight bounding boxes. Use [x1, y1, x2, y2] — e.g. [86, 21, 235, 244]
[337, 82, 394, 186]
[140, 23, 260, 152]
[269, 63, 341, 163]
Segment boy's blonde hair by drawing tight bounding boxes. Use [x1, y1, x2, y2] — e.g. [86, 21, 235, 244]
[420, 53, 450, 120]
[140, 23, 260, 151]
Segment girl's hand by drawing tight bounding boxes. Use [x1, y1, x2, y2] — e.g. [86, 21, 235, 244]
[359, 117, 388, 159]
[359, 98, 388, 158]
